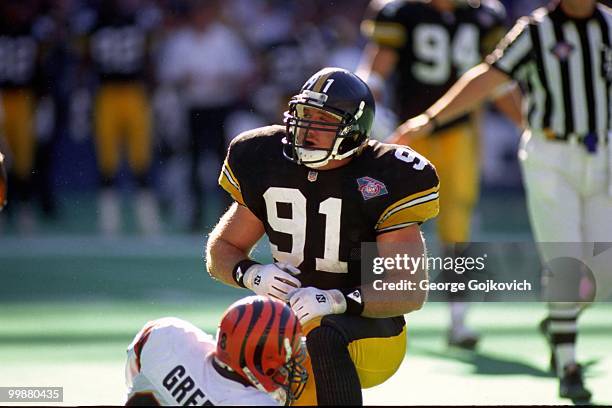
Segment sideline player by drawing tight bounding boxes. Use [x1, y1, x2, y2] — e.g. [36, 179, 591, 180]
[125, 296, 308, 406]
[390, 0, 610, 400]
[207, 67, 438, 405]
[80, 0, 160, 235]
[0, 1, 45, 230]
[359, 0, 519, 349]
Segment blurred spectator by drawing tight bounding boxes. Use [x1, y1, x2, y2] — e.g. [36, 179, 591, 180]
[30, 0, 79, 221]
[78, 0, 161, 236]
[325, 16, 363, 71]
[158, 0, 254, 231]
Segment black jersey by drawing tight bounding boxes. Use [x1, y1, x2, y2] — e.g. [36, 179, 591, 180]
[219, 125, 439, 290]
[362, 0, 506, 123]
[87, 13, 151, 82]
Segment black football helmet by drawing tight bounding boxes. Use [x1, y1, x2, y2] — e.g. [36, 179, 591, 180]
[283, 67, 375, 168]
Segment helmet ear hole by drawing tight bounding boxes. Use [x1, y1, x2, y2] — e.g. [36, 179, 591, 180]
[265, 368, 276, 376]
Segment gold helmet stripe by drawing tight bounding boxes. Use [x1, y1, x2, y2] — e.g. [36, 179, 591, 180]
[312, 71, 333, 93]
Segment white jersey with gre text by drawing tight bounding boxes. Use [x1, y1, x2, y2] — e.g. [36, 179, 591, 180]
[125, 317, 278, 406]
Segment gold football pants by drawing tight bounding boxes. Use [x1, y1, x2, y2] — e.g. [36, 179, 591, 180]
[94, 83, 152, 179]
[292, 315, 406, 406]
[1, 88, 35, 180]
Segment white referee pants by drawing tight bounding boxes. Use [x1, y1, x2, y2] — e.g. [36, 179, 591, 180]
[519, 130, 612, 301]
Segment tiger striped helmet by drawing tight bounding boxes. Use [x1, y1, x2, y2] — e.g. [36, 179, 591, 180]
[215, 296, 308, 403]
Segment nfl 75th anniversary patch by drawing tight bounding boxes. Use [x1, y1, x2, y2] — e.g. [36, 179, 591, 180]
[357, 177, 388, 200]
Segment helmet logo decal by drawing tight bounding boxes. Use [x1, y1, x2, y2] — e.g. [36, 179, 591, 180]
[307, 171, 318, 182]
[354, 101, 365, 120]
[321, 78, 335, 93]
[357, 177, 388, 200]
[302, 74, 319, 91]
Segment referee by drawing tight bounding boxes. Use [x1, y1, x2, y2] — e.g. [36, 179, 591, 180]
[390, 0, 610, 401]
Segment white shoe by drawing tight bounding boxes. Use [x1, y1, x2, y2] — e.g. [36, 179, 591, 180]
[99, 188, 121, 236]
[135, 189, 161, 236]
[448, 326, 480, 350]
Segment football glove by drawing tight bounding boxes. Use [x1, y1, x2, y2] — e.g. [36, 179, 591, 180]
[289, 287, 347, 325]
[243, 262, 301, 302]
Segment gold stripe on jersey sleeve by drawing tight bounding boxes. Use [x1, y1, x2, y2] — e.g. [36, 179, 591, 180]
[223, 159, 240, 186]
[376, 184, 440, 230]
[218, 161, 245, 206]
[361, 20, 407, 48]
[375, 198, 439, 232]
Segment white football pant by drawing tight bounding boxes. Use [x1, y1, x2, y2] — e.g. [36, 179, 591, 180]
[519, 130, 612, 302]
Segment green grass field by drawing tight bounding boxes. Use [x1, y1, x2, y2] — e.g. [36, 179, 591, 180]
[1, 233, 611, 406]
[1, 300, 611, 406]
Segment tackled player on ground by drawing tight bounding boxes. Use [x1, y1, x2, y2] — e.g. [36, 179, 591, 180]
[125, 296, 308, 406]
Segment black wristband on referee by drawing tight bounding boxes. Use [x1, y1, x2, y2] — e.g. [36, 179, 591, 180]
[340, 288, 365, 315]
[232, 259, 260, 288]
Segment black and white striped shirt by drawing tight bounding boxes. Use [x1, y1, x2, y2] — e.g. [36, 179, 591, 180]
[487, 2, 611, 137]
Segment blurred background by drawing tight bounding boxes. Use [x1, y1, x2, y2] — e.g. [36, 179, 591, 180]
[0, 0, 611, 405]
[0, 0, 545, 235]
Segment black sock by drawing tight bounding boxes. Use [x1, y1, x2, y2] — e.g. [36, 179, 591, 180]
[547, 303, 580, 375]
[307, 326, 362, 406]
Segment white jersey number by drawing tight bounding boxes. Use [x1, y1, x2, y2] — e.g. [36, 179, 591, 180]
[395, 147, 429, 170]
[0, 36, 37, 83]
[263, 187, 348, 273]
[412, 23, 480, 84]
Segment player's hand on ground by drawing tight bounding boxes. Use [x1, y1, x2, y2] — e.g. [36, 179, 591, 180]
[387, 113, 435, 145]
[243, 262, 301, 302]
[289, 287, 347, 325]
